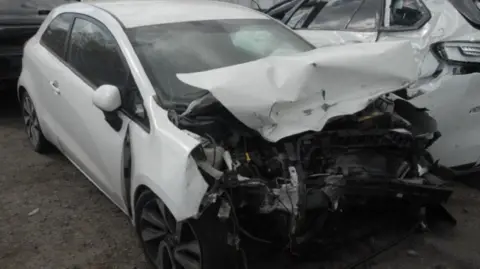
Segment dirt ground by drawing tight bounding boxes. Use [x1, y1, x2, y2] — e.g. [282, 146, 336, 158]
[1, 90, 480, 269]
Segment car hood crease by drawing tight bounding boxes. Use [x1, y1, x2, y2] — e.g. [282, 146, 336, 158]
[177, 40, 418, 142]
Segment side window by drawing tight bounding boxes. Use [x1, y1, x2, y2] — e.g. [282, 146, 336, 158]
[300, 0, 380, 31]
[67, 17, 148, 129]
[67, 18, 128, 89]
[40, 13, 74, 58]
[307, 0, 364, 30]
[347, 0, 382, 30]
[389, 0, 429, 27]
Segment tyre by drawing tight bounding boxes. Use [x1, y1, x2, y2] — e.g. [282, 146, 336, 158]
[21, 91, 52, 153]
[135, 190, 235, 269]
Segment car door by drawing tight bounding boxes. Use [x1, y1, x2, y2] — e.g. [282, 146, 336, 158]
[28, 13, 75, 146]
[51, 15, 143, 208]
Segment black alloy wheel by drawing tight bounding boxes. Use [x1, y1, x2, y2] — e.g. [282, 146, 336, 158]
[135, 191, 235, 269]
[139, 197, 201, 269]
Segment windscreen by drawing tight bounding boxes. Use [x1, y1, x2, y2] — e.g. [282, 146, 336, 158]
[127, 19, 314, 106]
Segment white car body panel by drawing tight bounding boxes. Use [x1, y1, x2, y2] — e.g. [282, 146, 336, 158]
[178, 40, 417, 142]
[128, 99, 208, 220]
[19, 50, 59, 145]
[411, 73, 480, 167]
[290, 0, 480, 168]
[19, 1, 211, 221]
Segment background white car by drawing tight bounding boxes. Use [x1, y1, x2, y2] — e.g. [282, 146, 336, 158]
[266, 0, 480, 173]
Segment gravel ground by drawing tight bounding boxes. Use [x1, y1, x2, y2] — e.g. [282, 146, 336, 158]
[1, 90, 480, 269]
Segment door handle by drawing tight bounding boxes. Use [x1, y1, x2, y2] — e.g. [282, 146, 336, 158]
[49, 80, 60, 95]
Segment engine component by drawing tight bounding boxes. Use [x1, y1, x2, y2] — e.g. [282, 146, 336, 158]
[186, 93, 453, 245]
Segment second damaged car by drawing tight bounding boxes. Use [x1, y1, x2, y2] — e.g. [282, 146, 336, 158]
[19, 1, 452, 268]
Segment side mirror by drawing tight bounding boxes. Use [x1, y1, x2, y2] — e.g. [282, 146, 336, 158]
[433, 41, 480, 65]
[93, 85, 123, 132]
[93, 85, 121, 112]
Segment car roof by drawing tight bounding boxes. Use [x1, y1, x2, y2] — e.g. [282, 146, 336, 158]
[81, 0, 268, 28]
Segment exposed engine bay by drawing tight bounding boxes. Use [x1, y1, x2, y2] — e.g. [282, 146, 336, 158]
[170, 93, 453, 246]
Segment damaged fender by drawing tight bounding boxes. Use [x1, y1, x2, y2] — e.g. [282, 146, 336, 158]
[129, 97, 208, 221]
[178, 40, 418, 142]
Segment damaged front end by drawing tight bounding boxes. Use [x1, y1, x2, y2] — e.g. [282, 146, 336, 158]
[183, 95, 452, 246]
[168, 41, 453, 247]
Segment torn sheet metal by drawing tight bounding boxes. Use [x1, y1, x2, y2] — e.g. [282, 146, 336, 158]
[178, 40, 417, 142]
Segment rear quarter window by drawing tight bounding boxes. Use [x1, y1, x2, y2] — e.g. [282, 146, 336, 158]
[40, 13, 74, 59]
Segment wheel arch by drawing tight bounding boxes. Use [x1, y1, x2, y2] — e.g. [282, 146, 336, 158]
[130, 171, 196, 225]
[133, 184, 150, 208]
[17, 64, 35, 102]
[131, 183, 151, 225]
[17, 85, 27, 102]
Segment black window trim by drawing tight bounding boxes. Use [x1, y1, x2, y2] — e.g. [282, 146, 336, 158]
[42, 12, 150, 132]
[378, 0, 431, 32]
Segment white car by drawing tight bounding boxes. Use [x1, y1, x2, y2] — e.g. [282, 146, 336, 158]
[265, 0, 480, 173]
[18, 0, 453, 268]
